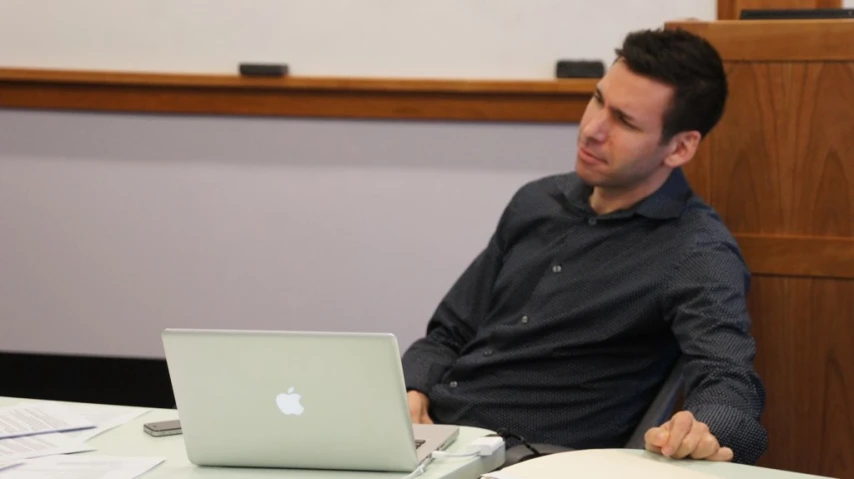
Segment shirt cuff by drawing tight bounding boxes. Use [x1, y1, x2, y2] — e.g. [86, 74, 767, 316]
[401, 350, 450, 394]
[690, 403, 768, 464]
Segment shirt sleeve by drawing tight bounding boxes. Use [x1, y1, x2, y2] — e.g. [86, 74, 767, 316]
[401, 188, 522, 394]
[662, 234, 768, 465]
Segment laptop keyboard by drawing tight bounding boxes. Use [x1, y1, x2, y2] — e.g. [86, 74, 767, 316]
[415, 439, 426, 449]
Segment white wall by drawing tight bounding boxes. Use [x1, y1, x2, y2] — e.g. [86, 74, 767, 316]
[0, 0, 715, 79]
[0, 112, 574, 358]
[0, 0, 718, 359]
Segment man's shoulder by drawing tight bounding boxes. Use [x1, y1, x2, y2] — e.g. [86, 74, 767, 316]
[678, 195, 742, 253]
[492, 172, 578, 239]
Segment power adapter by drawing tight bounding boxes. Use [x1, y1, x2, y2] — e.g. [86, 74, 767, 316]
[403, 436, 506, 479]
[466, 436, 506, 456]
[431, 435, 505, 459]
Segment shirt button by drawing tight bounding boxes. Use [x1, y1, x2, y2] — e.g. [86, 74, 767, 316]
[449, 381, 458, 388]
[483, 349, 493, 356]
[552, 265, 562, 273]
[588, 218, 597, 226]
[521, 315, 530, 324]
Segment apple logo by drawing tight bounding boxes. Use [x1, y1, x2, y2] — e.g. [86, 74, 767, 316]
[275, 387, 305, 416]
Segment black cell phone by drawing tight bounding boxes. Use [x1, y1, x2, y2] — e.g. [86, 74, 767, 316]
[143, 419, 182, 437]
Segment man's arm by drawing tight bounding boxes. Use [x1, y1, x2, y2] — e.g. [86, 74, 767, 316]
[657, 235, 768, 464]
[401, 231, 506, 394]
[401, 187, 523, 396]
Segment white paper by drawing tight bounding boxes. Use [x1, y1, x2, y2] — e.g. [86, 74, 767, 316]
[54, 404, 150, 442]
[0, 455, 165, 479]
[0, 404, 94, 439]
[12, 402, 150, 443]
[481, 449, 719, 479]
[0, 461, 23, 472]
[0, 433, 95, 462]
[481, 471, 524, 479]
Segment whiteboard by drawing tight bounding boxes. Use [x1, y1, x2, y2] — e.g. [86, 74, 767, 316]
[0, 0, 715, 79]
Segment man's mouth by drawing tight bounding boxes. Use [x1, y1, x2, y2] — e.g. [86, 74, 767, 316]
[578, 146, 606, 165]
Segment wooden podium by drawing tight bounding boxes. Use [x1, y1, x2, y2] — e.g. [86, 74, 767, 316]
[665, 19, 854, 479]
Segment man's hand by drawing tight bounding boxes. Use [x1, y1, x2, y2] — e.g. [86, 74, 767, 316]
[407, 391, 434, 424]
[644, 411, 733, 461]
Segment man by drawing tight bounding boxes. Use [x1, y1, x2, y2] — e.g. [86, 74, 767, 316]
[401, 28, 767, 465]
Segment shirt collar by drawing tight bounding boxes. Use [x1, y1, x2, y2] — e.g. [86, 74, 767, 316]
[564, 168, 692, 220]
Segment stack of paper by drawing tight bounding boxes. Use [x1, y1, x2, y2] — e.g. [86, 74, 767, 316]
[0, 403, 95, 440]
[0, 401, 149, 463]
[0, 433, 96, 462]
[0, 403, 96, 462]
[44, 402, 150, 442]
[0, 401, 163, 477]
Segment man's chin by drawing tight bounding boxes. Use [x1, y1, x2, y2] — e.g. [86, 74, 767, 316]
[575, 162, 605, 186]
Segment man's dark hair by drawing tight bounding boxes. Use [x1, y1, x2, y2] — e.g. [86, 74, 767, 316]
[615, 28, 728, 143]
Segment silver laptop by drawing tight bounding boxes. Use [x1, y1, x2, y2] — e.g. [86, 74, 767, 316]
[161, 329, 459, 473]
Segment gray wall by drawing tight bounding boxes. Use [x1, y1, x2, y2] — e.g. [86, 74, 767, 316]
[0, 110, 577, 358]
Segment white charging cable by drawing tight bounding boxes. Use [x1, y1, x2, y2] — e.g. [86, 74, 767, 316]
[402, 436, 505, 479]
[401, 459, 432, 479]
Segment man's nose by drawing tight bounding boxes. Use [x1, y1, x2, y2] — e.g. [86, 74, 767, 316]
[581, 110, 608, 143]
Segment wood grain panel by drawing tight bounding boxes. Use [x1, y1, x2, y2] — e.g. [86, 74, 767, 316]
[708, 63, 854, 236]
[0, 68, 597, 123]
[735, 234, 854, 279]
[674, 18, 854, 477]
[684, 142, 712, 203]
[718, 0, 842, 20]
[667, 19, 854, 61]
[748, 276, 854, 477]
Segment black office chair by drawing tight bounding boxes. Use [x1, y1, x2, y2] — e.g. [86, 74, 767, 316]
[502, 355, 686, 466]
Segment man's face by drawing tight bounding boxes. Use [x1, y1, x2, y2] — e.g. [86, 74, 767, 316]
[576, 60, 676, 190]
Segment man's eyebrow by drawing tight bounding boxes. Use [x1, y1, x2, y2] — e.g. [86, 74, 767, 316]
[595, 87, 639, 125]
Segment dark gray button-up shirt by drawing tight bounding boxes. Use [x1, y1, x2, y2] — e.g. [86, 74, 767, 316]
[402, 168, 767, 464]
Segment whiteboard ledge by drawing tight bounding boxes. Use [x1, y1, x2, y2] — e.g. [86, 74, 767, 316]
[0, 68, 596, 123]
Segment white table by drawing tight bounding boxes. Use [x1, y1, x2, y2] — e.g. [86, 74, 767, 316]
[0, 396, 502, 479]
[0, 397, 829, 478]
[611, 450, 827, 479]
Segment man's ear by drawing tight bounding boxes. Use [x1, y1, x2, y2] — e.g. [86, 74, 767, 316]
[663, 130, 702, 169]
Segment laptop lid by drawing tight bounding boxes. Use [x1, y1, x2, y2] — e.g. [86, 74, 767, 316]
[161, 329, 458, 472]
